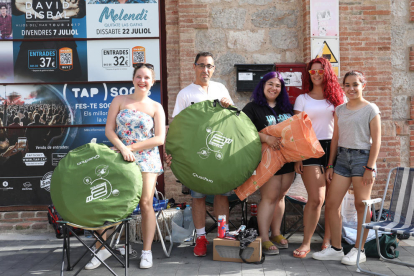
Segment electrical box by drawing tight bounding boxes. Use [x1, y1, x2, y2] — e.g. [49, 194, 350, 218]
[273, 63, 307, 105]
[234, 64, 274, 92]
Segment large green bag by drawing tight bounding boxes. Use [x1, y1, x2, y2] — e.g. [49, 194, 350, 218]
[166, 100, 261, 195]
[51, 143, 142, 227]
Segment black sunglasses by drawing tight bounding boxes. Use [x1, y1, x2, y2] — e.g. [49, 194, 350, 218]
[133, 63, 154, 70]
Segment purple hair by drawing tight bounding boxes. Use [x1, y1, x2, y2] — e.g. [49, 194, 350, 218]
[250, 71, 293, 116]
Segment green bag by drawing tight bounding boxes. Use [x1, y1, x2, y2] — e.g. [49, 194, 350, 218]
[343, 234, 399, 259]
[166, 100, 261, 195]
[50, 143, 142, 227]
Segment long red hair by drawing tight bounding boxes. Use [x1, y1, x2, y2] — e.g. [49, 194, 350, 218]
[303, 58, 344, 107]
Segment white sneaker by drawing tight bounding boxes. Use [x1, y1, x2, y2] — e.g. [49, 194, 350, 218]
[312, 246, 344, 261]
[140, 250, 153, 269]
[85, 248, 112, 270]
[341, 247, 366, 265]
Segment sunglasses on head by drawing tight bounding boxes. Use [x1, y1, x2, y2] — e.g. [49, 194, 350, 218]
[308, 69, 324, 75]
[133, 63, 154, 70]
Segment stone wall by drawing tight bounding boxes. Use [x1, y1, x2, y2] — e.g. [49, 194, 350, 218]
[392, 1, 414, 176]
[164, 0, 411, 213]
[164, 0, 304, 205]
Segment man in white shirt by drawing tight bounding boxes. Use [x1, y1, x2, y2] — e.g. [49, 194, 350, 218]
[168, 52, 233, 257]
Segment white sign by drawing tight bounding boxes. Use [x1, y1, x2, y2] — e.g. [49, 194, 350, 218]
[238, 72, 253, 81]
[280, 72, 302, 87]
[310, 0, 339, 37]
[87, 39, 160, 81]
[86, 2, 159, 38]
[311, 38, 340, 76]
[23, 153, 47, 166]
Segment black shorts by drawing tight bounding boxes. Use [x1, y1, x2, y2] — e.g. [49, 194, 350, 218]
[275, 162, 294, 175]
[302, 139, 331, 168]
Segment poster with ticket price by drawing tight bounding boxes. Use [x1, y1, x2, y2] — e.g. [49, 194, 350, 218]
[0, 82, 161, 206]
[87, 39, 160, 81]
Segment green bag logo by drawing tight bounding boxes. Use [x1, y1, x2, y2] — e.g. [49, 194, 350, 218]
[85, 165, 120, 203]
[198, 127, 233, 160]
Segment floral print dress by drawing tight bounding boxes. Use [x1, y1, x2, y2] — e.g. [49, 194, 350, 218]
[116, 109, 163, 174]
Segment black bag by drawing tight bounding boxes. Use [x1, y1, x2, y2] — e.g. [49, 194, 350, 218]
[343, 234, 399, 259]
[47, 205, 83, 239]
[237, 228, 265, 264]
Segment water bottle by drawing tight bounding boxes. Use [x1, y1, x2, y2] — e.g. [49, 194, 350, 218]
[183, 205, 192, 229]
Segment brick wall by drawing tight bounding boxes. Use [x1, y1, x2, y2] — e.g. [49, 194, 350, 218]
[164, 0, 412, 212]
[301, 0, 311, 61]
[341, 1, 393, 199]
[0, 211, 52, 232]
[410, 46, 414, 71]
[301, 0, 394, 200]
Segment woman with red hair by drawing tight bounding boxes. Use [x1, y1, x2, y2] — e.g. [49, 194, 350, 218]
[292, 58, 345, 258]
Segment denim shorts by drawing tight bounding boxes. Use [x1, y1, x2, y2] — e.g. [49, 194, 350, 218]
[334, 147, 376, 178]
[190, 190, 232, 198]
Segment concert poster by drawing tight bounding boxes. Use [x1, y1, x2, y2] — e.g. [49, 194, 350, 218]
[11, 0, 87, 39]
[0, 82, 161, 205]
[87, 39, 160, 82]
[86, 0, 159, 39]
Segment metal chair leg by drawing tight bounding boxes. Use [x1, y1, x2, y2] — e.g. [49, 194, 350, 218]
[156, 210, 173, 257]
[125, 220, 129, 275]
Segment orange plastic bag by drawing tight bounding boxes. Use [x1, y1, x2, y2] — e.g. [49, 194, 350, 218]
[235, 112, 324, 201]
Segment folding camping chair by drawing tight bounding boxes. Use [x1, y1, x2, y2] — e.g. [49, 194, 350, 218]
[178, 180, 247, 236]
[356, 167, 414, 275]
[282, 175, 325, 239]
[189, 193, 247, 245]
[204, 194, 248, 233]
[59, 218, 131, 276]
[154, 188, 173, 257]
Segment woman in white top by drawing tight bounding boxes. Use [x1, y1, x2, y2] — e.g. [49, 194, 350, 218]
[312, 71, 380, 265]
[292, 58, 345, 258]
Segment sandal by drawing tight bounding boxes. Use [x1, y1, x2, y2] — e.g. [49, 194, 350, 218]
[321, 243, 331, 250]
[293, 249, 310, 259]
[262, 241, 279, 255]
[271, 234, 288, 249]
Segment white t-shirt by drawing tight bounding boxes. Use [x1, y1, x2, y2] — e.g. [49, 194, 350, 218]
[293, 93, 345, 140]
[172, 81, 234, 117]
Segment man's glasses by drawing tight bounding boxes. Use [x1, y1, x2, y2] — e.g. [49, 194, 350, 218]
[308, 69, 324, 75]
[195, 63, 215, 70]
[133, 63, 154, 70]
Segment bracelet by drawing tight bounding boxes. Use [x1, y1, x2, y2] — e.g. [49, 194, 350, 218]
[363, 166, 376, 172]
[326, 164, 334, 169]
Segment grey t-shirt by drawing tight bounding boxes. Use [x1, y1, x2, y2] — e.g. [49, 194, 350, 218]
[336, 102, 380, 150]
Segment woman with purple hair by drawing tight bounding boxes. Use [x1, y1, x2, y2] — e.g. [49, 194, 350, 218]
[242, 71, 295, 255]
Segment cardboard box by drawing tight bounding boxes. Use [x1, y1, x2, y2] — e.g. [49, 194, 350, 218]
[213, 237, 262, 263]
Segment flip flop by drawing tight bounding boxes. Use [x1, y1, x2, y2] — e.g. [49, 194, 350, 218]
[262, 241, 279, 255]
[271, 234, 288, 249]
[321, 243, 331, 250]
[293, 249, 311, 259]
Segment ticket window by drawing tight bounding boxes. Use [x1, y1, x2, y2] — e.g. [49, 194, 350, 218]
[273, 63, 307, 105]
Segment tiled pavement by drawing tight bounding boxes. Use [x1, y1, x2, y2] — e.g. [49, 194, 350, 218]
[0, 233, 413, 276]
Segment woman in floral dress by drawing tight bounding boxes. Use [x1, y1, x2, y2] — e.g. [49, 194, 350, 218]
[85, 63, 165, 270]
